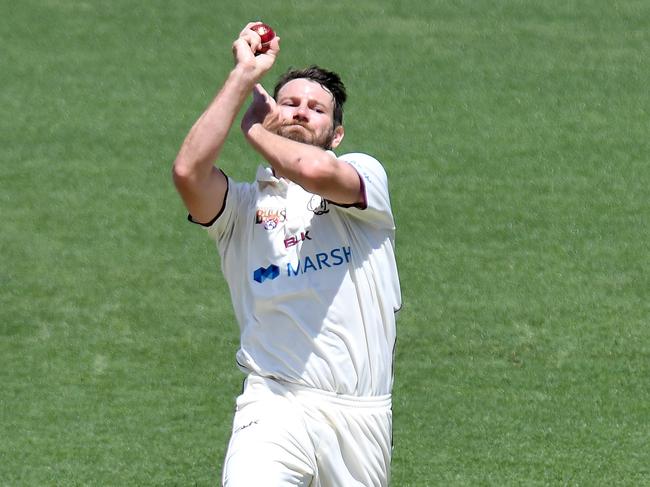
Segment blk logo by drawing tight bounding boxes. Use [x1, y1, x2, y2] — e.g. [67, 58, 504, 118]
[284, 231, 312, 248]
[253, 264, 280, 283]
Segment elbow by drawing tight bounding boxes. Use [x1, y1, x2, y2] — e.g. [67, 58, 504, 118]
[172, 159, 189, 180]
[172, 157, 197, 189]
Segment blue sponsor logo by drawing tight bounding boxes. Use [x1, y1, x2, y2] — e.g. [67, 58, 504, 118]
[252, 246, 351, 283]
[287, 246, 351, 276]
[253, 264, 280, 283]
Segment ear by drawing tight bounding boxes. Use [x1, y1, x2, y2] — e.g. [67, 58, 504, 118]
[330, 125, 345, 149]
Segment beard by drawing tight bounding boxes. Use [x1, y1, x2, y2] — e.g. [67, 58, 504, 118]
[277, 123, 336, 150]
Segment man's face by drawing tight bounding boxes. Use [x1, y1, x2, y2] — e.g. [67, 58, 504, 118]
[275, 78, 343, 150]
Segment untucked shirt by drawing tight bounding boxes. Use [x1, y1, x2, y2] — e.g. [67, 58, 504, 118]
[203, 152, 401, 397]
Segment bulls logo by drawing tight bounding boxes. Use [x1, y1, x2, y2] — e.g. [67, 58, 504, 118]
[255, 208, 286, 230]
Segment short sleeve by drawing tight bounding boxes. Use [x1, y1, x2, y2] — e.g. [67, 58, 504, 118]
[336, 152, 395, 229]
[196, 177, 254, 246]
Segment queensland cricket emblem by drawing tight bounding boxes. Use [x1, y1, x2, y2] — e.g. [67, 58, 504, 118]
[307, 195, 329, 215]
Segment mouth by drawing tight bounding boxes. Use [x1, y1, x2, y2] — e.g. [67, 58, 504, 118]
[284, 123, 309, 132]
[277, 124, 334, 150]
[278, 123, 312, 140]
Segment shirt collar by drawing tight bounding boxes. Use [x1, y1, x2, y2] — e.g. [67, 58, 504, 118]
[255, 165, 291, 194]
[255, 165, 277, 182]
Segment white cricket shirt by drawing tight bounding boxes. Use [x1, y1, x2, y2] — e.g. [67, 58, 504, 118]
[201, 152, 401, 397]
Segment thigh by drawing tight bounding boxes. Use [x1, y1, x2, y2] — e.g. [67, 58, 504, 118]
[222, 394, 317, 487]
[310, 404, 392, 487]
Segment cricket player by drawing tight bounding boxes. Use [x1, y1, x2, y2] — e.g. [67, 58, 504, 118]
[172, 22, 401, 486]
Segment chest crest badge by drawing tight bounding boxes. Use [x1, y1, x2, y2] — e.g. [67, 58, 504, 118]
[255, 207, 287, 230]
[307, 195, 329, 215]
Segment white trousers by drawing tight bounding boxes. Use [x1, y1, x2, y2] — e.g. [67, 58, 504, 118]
[222, 374, 392, 487]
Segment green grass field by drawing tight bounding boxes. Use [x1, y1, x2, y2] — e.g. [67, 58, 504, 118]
[2, 1, 649, 485]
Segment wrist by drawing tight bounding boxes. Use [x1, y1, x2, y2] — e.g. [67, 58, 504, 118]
[230, 64, 258, 90]
[242, 119, 265, 139]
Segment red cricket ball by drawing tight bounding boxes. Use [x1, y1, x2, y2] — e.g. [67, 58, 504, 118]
[250, 22, 275, 53]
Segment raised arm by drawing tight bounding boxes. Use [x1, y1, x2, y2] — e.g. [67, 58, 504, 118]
[240, 83, 363, 207]
[172, 23, 281, 224]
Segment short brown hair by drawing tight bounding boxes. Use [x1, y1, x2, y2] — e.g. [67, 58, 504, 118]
[273, 65, 347, 127]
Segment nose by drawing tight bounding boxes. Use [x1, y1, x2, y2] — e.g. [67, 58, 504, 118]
[293, 104, 309, 122]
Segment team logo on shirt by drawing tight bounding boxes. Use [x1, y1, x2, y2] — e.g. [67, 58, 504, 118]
[255, 207, 286, 230]
[252, 246, 351, 284]
[284, 230, 311, 248]
[286, 246, 351, 276]
[307, 195, 329, 215]
[253, 264, 280, 283]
